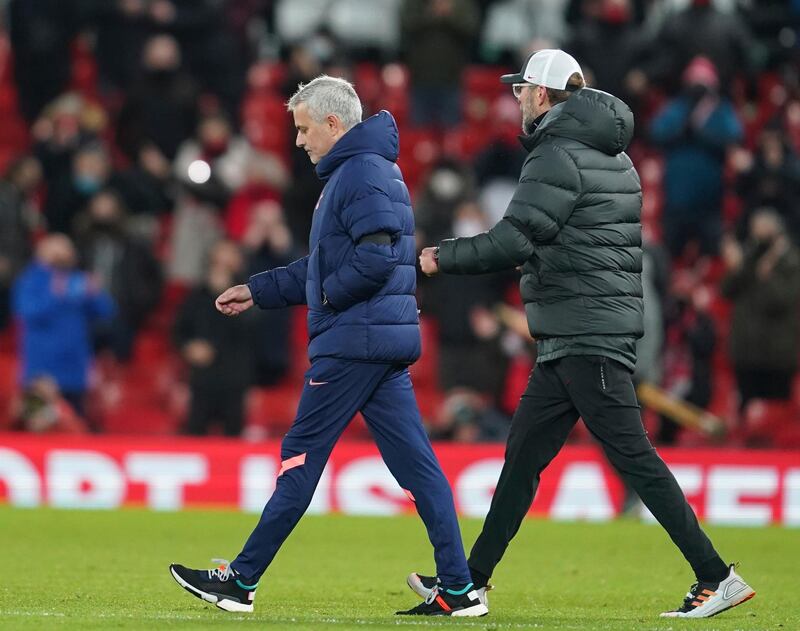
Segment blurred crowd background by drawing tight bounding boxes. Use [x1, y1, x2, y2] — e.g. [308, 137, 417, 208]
[1, 0, 800, 449]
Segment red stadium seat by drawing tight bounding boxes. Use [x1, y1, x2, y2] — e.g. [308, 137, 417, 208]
[443, 124, 493, 161]
[354, 63, 382, 110]
[741, 399, 799, 448]
[247, 61, 287, 94]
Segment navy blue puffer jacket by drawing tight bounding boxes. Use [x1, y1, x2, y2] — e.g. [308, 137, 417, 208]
[247, 111, 420, 364]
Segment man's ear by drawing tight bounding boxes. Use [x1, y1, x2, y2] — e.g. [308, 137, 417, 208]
[326, 114, 341, 135]
[537, 85, 549, 108]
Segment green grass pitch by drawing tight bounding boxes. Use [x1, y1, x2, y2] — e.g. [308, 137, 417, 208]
[0, 506, 796, 630]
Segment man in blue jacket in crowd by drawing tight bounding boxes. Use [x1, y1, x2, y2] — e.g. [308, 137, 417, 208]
[13, 233, 115, 418]
[169, 76, 487, 617]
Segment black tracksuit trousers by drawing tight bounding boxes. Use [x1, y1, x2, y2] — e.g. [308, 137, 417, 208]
[468, 355, 727, 583]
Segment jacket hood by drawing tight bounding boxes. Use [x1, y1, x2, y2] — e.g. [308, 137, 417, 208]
[316, 110, 399, 180]
[523, 88, 634, 156]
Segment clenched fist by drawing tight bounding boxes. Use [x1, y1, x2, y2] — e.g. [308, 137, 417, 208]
[419, 247, 439, 276]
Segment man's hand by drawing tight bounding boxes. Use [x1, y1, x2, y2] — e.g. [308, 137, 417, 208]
[721, 234, 743, 271]
[215, 284, 254, 316]
[419, 247, 439, 276]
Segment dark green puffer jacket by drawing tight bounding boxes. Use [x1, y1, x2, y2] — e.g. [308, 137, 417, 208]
[437, 88, 644, 369]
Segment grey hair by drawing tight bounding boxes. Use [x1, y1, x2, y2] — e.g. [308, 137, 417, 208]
[287, 75, 362, 131]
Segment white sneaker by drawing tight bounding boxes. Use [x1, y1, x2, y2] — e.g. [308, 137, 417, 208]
[660, 564, 755, 618]
[406, 573, 491, 608]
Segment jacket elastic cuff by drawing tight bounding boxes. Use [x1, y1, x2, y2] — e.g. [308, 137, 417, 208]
[436, 239, 457, 273]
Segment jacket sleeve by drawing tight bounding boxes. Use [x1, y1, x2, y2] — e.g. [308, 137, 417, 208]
[649, 100, 691, 146]
[321, 164, 402, 311]
[438, 145, 580, 274]
[85, 288, 115, 321]
[12, 271, 59, 323]
[247, 255, 309, 309]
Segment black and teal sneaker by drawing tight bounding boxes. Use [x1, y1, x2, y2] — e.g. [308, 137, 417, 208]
[407, 572, 491, 608]
[169, 559, 258, 613]
[396, 581, 489, 617]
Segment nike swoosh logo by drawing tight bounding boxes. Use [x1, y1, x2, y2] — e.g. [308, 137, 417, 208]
[309, 379, 329, 386]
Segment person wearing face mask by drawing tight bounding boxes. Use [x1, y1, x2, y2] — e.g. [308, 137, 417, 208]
[650, 56, 743, 259]
[417, 49, 754, 619]
[12, 234, 115, 419]
[42, 143, 114, 236]
[721, 209, 800, 415]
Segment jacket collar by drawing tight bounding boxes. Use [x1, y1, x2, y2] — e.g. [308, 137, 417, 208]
[315, 110, 399, 181]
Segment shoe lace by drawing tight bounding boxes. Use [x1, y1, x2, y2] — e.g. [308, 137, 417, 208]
[207, 558, 236, 581]
[424, 584, 440, 605]
[682, 582, 700, 607]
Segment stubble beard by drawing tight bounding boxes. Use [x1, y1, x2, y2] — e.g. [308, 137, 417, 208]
[521, 100, 537, 135]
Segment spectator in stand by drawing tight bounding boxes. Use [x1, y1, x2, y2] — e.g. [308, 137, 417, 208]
[173, 240, 257, 436]
[81, 0, 153, 95]
[8, 0, 77, 122]
[43, 142, 115, 236]
[421, 200, 513, 403]
[414, 158, 476, 247]
[566, 0, 649, 116]
[401, 0, 480, 128]
[32, 93, 107, 199]
[174, 112, 255, 197]
[634, 0, 756, 96]
[0, 156, 43, 330]
[241, 201, 299, 385]
[720, 210, 800, 414]
[633, 234, 670, 389]
[170, 112, 262, 283]
[482, 1, 569, 64]
[12, 234, 115, 418]
[429, 389, 509, 443]
[735, 122, 800, 245]
[110, 142, 176, 220]
[89, 0, 244, 124]
[117, 34, 199, 162]
[658, 272, 716, 444]
[12, 376, 88, 434]
[473, 96, 529, 225]
[740, 0, 800, 71]
[74, 190, 163, 361]
[650, 57, 743, 258]
[223, 154, 289, 242]
[281, 37, 327, 100]
[280, 37, 339, 247]
[153, 0, 246, 120]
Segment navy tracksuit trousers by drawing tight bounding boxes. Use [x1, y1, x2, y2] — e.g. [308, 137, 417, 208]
[231, 357, 471, 587]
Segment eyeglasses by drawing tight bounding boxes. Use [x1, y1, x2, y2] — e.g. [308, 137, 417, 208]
[512, 83, 536, 99]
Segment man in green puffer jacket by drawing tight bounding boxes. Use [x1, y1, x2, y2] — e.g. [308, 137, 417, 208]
[413, 50, 753, 619]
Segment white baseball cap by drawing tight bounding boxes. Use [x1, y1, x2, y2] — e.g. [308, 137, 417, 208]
[500, 49, 584, 91]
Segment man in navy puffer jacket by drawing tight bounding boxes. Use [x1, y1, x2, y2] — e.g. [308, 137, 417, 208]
[169, 76, 486, 617]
